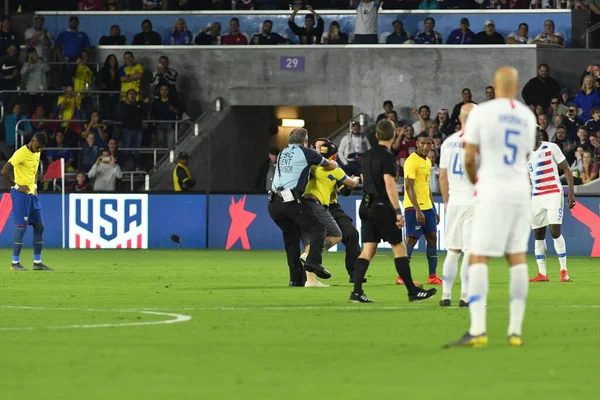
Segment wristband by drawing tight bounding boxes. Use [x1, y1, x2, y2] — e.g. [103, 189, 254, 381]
[13, 184, 19, 190]
[395, 208, 402, 216]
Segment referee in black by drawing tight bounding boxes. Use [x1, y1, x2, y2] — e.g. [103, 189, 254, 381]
[268, 128, 338, 286]
[350, 119, 438, 303]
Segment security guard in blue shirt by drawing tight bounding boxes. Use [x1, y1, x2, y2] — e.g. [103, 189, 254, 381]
[268, 128, 338, 286]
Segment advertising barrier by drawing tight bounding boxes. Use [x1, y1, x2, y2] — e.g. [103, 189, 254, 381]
[38, 11, 572, 47]
[0, 192, 597, 256]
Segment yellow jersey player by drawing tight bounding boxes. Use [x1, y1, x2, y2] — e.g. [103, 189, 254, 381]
[1, 132, 52, 271]
[399, 132, 441, 285]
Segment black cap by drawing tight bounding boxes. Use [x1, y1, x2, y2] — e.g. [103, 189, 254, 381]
[351, 120, 359, 126]
[69, 16, 79, 21]
[34, 15, 44, 21]
[460, 18, 469, 24]
[178, 151, 190, 160]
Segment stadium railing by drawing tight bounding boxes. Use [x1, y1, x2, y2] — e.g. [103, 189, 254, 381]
[14, 118, 193, 149]
[326, 112, 369, 147]
[586, 21, 600, 49]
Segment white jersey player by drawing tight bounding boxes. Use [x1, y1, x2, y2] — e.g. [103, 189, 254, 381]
[527, 129, 575, 283]
[439, 103, 476, 308]
[446, 67, 537, 349]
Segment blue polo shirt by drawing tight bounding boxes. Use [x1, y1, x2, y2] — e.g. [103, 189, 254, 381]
[271, 144, 327, 192]
[55, 30, 90, 59]
[446, 29, 475, 44]
[386, 31, 410, 44]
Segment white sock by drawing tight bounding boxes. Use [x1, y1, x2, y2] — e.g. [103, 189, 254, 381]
[459, 252, 469, 301]
[553, 235, 567, 271]
[442, 251, 461, 300]
[468, 263, 488, 336]
[508, 264, 529, 337]
[534, 239, 547, 276]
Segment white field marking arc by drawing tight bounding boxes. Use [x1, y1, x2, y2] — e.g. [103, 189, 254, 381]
[0, 306, 191, 331]
[105, 305, 600, 312]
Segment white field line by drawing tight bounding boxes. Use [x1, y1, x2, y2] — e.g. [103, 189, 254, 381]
[0, 306, 191, 331]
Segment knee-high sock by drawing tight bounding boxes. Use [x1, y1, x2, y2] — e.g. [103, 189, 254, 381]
[508, 264, 529, 337]
[468, 263, 489, 336]
[553, 235, 567, 271]
[406, 243, 415, 262]
[534, 239, 547, 275]
[459, 252, 470, 301]
[33, 223, 44, 263]
[353, 258, 370, 294]
[12, 225, 26, 263]
[426, 245, 438, 275]
[395, 257, 417, 293]
[442, 251, 461, 300]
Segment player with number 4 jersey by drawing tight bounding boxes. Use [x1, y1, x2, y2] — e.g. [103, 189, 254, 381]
[527, 129, 575, 283]
[438, 103, 476, 308]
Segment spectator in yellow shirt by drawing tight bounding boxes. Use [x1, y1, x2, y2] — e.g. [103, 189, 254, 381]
[119, 51, 144, 99]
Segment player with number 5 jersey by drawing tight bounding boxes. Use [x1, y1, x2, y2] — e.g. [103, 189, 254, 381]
[446, 67, 537, 349]
[527, 129, 575, 283]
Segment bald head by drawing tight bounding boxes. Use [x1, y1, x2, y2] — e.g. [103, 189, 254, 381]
[459, 103, 475, 126]
[493, 66, 519, 99]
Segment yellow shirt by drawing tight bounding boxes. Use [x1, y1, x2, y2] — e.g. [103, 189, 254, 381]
[403, 153, 433, 210]
[173, 163, 191, 191]
[57, 95, 81, 127]
[8, 145, 40, 195]
[74, 64, 93, 94]
[120, 64, 144, 99]
[304, 166, 347, 206]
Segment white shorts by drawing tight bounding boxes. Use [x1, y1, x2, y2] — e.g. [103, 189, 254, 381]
[444, 204, 473, 251]
[531, 194, 564, 229]
[469, 200, 532, 257]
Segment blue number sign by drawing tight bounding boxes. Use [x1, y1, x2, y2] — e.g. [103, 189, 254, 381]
[280, 56, 304, 71]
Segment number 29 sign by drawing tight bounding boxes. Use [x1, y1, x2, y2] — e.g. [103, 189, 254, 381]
[280, 56, 305, 71]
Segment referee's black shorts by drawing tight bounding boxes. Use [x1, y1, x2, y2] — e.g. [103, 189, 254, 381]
[360, 200, 403, 245]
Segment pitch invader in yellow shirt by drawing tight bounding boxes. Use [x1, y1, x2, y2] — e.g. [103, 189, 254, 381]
[1, 133, 53, 271]
[401, 132, 441, 285]
[301, 138, 359, 287]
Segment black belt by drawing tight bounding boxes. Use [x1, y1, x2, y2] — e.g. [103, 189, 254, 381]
[302, 197, 321, 205]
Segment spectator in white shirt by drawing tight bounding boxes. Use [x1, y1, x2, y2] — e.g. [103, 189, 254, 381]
[87, 149, 123, 191]
[338, 120, 371, 176]
[24, 16, 52, 58]
[427, 149, 440, 194]
[533, 20, 565, 48]
[539, 114, 556, 141]
[507, 23, 534, 45]
[350, 0, 381, 44]
[412, 105, 433, 134]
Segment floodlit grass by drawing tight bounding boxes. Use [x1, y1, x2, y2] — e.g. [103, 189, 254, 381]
[0, 249, 597, 399]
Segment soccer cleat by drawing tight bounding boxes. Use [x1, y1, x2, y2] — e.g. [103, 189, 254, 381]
[427, 274, 443, 285]
[408, 287, 437, 303]
[10, 263, 28, 271]
[395, 276, 420, 285]
[439, 299, 451, 307]
[444, 332, 488, 349]
[349, 292, 374, 303]
[458, 300, 469, 308]
[508, 335, 524, 347]
[305, 281, 329, 288]
[560, 270, 571, 282]
[529, 273, 549, 282]
[32, 263, 54, 271]
[303, 263, 331, 280]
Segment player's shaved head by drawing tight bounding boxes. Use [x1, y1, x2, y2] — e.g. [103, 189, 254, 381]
[376, 119, 395, 141]
[493, 66, 520, 99]
[459, 103, 475, 126]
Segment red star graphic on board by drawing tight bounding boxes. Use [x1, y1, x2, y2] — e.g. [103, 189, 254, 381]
[570, 202, 600, 257]
[226, 195, 257, 250]
[0, 193, 13, 235]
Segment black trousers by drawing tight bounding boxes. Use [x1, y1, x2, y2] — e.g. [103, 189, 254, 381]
[329, 202, 361, 277]
[268, 196, 326, 284]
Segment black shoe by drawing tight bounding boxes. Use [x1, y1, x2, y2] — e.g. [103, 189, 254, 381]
[409, 288, 437, 303]
[349, 277, 367, 283]
[10, 263, 27, 271]
[32, 263, 54, 271]
[459, 300, 469, 308]
[304, 263, 331, 280]
[439, 299, 451, 307]
[349, 292, 373, 303]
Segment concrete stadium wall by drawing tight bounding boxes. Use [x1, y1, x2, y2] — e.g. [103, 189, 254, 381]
[97, 45, 539, 122]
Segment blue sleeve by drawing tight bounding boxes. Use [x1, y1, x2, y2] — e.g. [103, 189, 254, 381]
[118, 66, 125, 77]
[82, 33, 90, 47]
[303, 147, 327, 166]
[55, 32, 64, 46]
[163, 35, 171, 45]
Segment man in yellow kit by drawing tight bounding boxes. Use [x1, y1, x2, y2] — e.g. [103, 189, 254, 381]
[397, 132, 442, 285]
[1, 132, 52, 271]
[300, 138, 359, 287]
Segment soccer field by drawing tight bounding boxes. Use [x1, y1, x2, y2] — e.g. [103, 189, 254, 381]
[0, 249, 597, 399]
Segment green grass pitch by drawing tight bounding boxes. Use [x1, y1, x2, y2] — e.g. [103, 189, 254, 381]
[0, 249, 598, 399]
